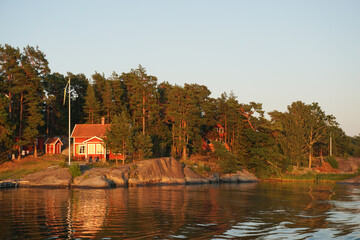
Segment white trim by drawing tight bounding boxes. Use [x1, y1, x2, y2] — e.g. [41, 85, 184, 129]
[96, 144, 103, 154]
[78, 145, 86, 155]
[88, 144, 96, 154]
[44, 138, 63, 146]
[83, 136, 103, 143]
[70, 125, 77, 138]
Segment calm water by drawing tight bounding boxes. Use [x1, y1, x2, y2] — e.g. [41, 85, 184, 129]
[0, 182, 360, 239]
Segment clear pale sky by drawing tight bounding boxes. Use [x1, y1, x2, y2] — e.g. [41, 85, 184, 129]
[1, 0, 359, 136]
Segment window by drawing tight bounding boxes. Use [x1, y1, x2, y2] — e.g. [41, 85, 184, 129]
[88, 144, 95, 154]
[96, 144, 103, 154]
[79, 145, 85, 154]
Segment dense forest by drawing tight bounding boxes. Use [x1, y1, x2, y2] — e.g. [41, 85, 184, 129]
[1, 44, 360, 176]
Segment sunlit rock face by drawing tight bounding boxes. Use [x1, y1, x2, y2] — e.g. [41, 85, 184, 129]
[21, 167, 72, 187]
[130, 158, 187, 186]
[72, 168, 116, 188]
[21, 158, 256, 189]
[220, 170, 259, 183]
[107, 167, 130, 187]
[338, 175, 360, 185]
[184, 167, 210, 184]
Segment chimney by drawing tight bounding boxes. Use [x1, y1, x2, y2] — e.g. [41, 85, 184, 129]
[101, 117, 105, 125]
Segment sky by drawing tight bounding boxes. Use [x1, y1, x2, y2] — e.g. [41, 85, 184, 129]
[1, 0, 359, 136]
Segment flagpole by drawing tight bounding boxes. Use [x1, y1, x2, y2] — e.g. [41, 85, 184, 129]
[68, 77, 71, 166]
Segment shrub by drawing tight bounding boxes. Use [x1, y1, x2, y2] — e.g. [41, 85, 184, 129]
[212, 141, 239, 174]
[326, 156, 338, 169]
[69, 163, 82, 178]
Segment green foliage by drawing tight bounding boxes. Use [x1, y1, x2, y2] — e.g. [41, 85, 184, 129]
[1, 44, 359, 175]
[282, 173, 355, 182]
[0, 94, 13, 156]
[212, 141, 238, 174]
[69, 163, 81, 178]
[134, 132, 153, 159]
[83, 84, 100, 124]
[326, 156, 339, 169]
[271, 101, 337, 169]
[104, 112, 134, 163]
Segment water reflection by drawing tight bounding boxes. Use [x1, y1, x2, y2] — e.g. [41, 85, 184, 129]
[0, 182, 359, 239]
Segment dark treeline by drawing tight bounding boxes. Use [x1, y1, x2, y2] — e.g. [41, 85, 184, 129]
[1, 44, 360, 176]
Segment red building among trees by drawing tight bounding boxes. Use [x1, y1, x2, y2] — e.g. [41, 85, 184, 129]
[44, 137, 63, 154]
[71, 117, 118, 162]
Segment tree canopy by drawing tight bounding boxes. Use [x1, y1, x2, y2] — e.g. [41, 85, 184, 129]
[1, 44, 359, 175]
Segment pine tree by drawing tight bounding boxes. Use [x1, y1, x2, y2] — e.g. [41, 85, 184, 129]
[20, 46, 49, 157]
[102, 80, 114, 122]
[104, 112, 134, 164]
[0, 94, 13, 161]
[83, 84, 100, 124]
[43, 73, 68, 135]
[134, 132, 153, 160]
[0, 44, 22, 121]
[123, 65, 159, 135]
[66, 73, 89, 125]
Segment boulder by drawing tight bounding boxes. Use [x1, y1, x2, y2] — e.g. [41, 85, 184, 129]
[208, 173, 220, 183]
[220, 169, 259, 183]
[21, 166, 72, 188]
[337, 175, 360, 185]
[72, 168, 115, 188]
[184, 167, 209, 184]
[107, 167, 130, 187]
[129, 158, 187, 186]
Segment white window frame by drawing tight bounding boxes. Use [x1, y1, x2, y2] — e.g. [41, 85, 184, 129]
[88, 144, 95, 154]
[79, 145, 85, 155]
[96, 144, 103, 154]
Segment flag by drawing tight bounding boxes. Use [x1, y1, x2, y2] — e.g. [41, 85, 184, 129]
[63, 78, 70, 105]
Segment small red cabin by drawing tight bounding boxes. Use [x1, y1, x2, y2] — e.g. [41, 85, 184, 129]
[44, 137, 63, 154]
[71, 117, 121, 162]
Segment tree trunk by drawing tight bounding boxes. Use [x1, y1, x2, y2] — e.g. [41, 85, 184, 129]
[19, 92, 24, 138]
[8, 91, 12, 120]
[231, 125, 235, 151]
[308, 146, 312, 169]
[320, 148, 323, 166]
[17, 146, 21, 160]
[142, 90, 146, 135]
[46, 104, 50, 135]
[224, 114, 227, 144]
[122, 140, 125, 165]
[34, 141, 37, 158]
[182, 145, 187, 160]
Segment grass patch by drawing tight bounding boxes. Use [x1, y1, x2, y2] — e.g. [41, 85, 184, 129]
[0, 154, 66, 180]
[0, 168, 43, 180]
[280, 173, 357, 182]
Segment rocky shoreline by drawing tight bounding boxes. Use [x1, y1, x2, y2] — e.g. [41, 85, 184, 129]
[19, 157, 259, 188]
[337, 175, 360, 185]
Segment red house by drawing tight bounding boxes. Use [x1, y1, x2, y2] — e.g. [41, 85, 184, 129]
[44, 137, 63, 154]
[71, 118, 119, 162]
[202, 124, 229, 151]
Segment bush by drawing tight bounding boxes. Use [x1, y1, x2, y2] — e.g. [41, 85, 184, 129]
[69, 163, 82, 178]
[326, 156, 338, 169]
[212, 141, 239, 174]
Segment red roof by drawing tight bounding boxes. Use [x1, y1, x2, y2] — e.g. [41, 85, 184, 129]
[44, 137, 63, 145]
[71, 124, 110, 138]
